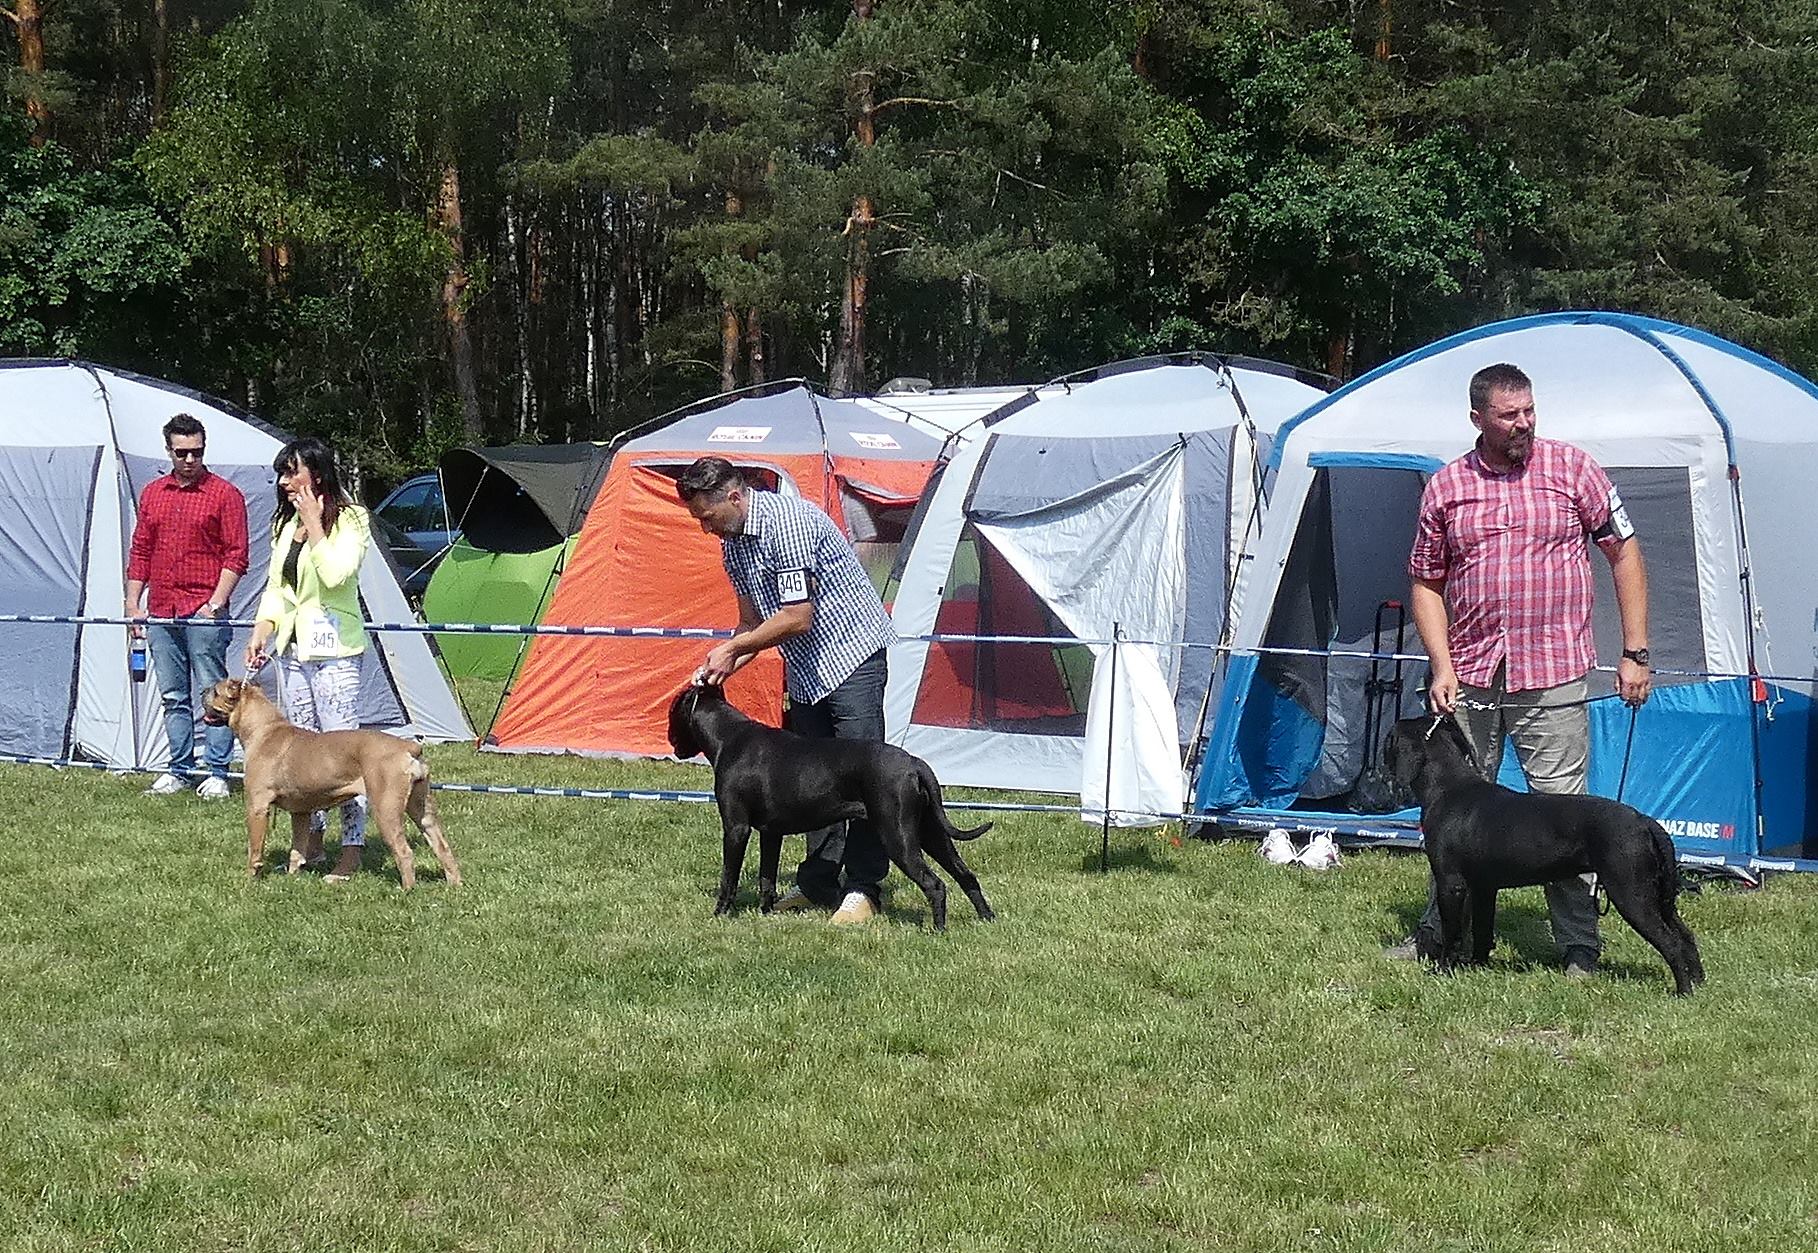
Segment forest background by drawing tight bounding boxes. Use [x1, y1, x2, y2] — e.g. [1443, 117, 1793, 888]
[5, 0, 1815, 487]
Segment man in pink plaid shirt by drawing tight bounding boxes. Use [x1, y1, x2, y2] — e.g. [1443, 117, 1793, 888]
[1388, 363, 1652, 976]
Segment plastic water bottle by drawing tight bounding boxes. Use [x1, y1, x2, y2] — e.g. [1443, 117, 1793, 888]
[130, 636, 148, 683]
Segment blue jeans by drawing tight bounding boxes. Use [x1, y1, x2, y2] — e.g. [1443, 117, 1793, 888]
[147, 621, 234, 776]
[786, 649, 890, 907]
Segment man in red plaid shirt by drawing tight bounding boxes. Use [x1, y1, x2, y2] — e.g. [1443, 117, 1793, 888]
[1388, 363, 1652, 976]
[126, 414, 250, 798]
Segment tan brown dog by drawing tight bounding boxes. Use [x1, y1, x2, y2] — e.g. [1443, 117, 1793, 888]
[201, 678, 461, 888]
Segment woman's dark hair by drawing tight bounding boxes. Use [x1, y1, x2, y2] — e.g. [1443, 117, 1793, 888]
[271, 436, 351, 538]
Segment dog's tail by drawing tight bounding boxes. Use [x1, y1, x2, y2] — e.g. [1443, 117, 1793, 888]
[918, 763, 991, 841]
[1645, 816, 1680, 903]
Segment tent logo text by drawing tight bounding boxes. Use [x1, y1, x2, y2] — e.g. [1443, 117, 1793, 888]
[1660, 819, 1736, 841]
[707, 426, 772, 443]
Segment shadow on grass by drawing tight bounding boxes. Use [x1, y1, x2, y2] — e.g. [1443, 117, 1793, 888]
[1384, 896, 1576, 968]
[250, 838, 459, 889]
[1074, 841, 1182, 875]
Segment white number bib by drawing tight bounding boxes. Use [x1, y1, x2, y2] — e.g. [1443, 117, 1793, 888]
[304, 609, 343, 655]
[775, 569, 810, 605]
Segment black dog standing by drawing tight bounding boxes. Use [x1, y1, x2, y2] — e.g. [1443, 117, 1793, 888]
[1386, 714, 1704, 996]
[668, 685, 997, 930]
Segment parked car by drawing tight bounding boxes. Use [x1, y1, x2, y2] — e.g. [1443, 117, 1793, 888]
[372, 472, 457, 601]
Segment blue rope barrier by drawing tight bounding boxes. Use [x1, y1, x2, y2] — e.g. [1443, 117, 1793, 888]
[11, 749, 1803, 873]
[0, 612, 1803, 683]
[0, 753, 1103, 817]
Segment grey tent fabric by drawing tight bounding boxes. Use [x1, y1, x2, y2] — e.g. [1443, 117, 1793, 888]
[440, 443, 611, 552]
[0, 446, 99, 758]
[1591, 467, 1703, 681]
[0, 359, 469, 770]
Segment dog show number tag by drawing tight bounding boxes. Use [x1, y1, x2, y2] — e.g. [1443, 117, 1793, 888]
[776, 569, 810, 605]
[304, 609, 342, 655]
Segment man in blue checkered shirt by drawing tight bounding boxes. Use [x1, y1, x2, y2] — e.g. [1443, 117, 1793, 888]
[677, 456, 895, 925]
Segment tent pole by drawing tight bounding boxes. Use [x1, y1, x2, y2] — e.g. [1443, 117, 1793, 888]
[1100, 623, 1120, 873]
[1727, 463, 1769, 856]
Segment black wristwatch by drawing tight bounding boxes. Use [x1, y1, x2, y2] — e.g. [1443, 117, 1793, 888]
[1621, 647, 1650, 667]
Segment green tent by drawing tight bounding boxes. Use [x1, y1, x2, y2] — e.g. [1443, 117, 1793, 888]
[422, 443, 610, 679]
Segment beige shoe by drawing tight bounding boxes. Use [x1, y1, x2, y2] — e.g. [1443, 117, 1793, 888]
[830, 890, 879, 926]
[772, 887, 817, 913]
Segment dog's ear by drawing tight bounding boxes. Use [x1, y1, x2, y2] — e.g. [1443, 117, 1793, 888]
[667, 687, 703, 761]
[1384, 722, 1420, 788]
[1436, 715, 1479, 772]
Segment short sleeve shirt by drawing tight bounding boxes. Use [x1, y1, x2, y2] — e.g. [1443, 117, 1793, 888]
[720, 490, 894, 703]
[1408, 437, 1631, 692]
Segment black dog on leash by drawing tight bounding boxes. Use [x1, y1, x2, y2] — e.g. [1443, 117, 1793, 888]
[666, 684, 996, 929]
[1384, 714, 1704, 996]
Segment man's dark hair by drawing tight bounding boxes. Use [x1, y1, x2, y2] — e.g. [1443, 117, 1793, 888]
[163, 413, 206, 444]
[676, 456, 745, 503]
[1469, 363, 1532, 414]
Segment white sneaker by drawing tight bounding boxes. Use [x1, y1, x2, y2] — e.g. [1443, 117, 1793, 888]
[1258, 829, 1298, 865]
[143, 772, 186, 796]
[1297, 832, 1342, 870]
[195, 776, 231, 800]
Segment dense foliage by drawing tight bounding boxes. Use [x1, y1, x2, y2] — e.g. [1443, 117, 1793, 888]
[5, 0, 1816, 485]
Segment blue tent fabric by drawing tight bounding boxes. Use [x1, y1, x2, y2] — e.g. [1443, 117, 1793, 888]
[1197, 312, 1818, 865]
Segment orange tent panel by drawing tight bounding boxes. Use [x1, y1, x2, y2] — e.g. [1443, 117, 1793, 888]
[487, 445, 939, 758]
[487, 462, 783, 756]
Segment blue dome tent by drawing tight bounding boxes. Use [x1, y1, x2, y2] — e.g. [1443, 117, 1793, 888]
[1194, 313, 1818, 872]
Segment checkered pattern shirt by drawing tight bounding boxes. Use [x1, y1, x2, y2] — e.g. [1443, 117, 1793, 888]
[721, 489, 894, 704]
[1409, 438, 1625, 693]
[126, 470, 250, 617]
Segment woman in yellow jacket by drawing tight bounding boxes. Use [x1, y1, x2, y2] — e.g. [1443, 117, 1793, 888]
[244, 436, 373, 882]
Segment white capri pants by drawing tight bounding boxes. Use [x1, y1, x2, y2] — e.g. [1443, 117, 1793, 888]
[279, 653, 367, 845]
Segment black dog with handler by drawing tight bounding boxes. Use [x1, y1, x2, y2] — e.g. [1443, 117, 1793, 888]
[668, 684, 997, 930]
[1385, 714, 1704, 996]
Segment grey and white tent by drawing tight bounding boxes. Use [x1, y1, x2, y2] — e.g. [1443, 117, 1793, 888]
[884, 354, 1334, 820]
[0, 360, 470, 770]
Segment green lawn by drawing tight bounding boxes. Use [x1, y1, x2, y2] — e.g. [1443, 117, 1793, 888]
[2, 742, 1815, 1252]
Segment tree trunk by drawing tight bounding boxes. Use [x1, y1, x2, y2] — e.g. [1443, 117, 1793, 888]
[150, 0, 169, 127]
[720, 187, 744, 391]
[7, 0, 51, 145]
[435, 155, 483, 441]
[1326, 312, 1352, 382]
[745, 308, 765, 385]
[1374, 0, 1391, 63]
[829, 0, 877, 394]
[505, 192, 533, 436]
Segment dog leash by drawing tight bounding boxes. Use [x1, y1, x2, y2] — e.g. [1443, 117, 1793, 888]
[1449, 693, 1640, 805]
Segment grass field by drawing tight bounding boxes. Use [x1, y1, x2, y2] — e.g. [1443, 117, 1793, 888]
[3, 738, 1816, 1252]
